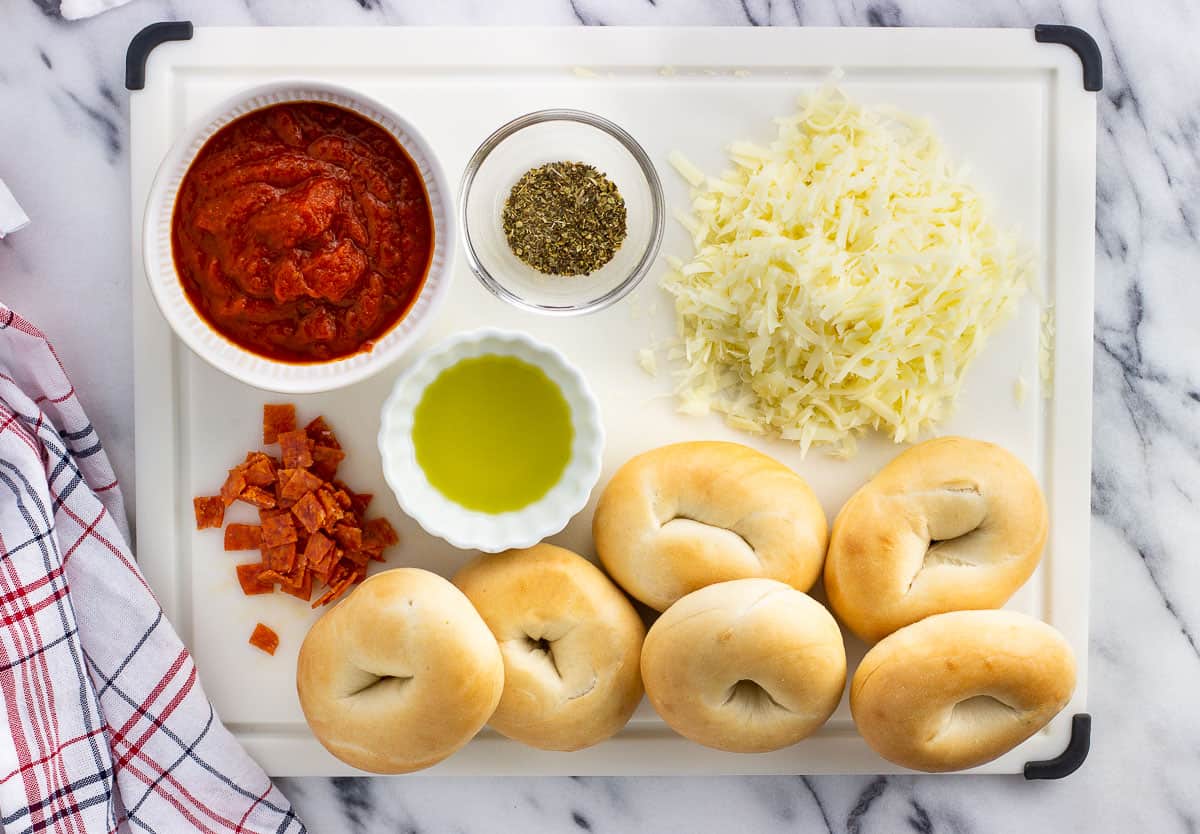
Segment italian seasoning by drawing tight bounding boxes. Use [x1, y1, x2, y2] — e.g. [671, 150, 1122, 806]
[502, 161, 627, 276]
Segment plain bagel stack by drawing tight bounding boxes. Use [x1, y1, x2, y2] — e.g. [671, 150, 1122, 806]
[597, 442, 845, 753]
[828, 437, 1077, 772]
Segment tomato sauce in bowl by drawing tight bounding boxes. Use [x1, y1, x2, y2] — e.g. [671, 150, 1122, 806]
[171, 101, 434, 363]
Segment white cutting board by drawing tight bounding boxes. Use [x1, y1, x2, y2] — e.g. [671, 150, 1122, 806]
[129, 26, 1096, 776]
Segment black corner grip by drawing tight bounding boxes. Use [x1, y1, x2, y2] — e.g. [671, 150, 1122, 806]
[1034, 24, 1103, 91]
[126, 21, 194, 91]
[1023, 714, 1091, 780]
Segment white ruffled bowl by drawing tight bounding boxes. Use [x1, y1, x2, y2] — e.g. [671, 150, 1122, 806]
[142, 81, 454, 393]
[378, 329, 604, 553]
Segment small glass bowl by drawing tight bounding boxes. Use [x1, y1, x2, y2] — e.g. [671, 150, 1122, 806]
[459, 109, 665, 315]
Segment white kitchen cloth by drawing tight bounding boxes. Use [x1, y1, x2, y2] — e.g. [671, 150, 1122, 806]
[59, 0, 135, 20]
[0, 179, 29, 239]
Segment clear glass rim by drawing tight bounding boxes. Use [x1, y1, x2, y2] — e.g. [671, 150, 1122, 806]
[458, 108, 666, 317]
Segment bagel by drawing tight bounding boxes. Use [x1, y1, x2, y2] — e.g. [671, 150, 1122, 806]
[640, 578, 846, 752]
[824, 436, 1047, 643]
[453, 544, 645, 751]
[851, 610, 1075, 772]
[296, 568, 504, 773]
[593, 442, 828, 611]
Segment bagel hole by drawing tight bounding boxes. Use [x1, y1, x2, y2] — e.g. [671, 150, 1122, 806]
[662, 516, 759, 563]
[934, 695, 1020, 740]
[904, 486, 991, 593]
[523, 635, 562, 679]
[723, 679, 786, 712]
[344, 673, 412, 699]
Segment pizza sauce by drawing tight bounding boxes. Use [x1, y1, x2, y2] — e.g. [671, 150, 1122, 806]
[171, 102, 434, 363]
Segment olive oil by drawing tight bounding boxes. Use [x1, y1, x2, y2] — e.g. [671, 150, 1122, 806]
[412, 355, 573, 513]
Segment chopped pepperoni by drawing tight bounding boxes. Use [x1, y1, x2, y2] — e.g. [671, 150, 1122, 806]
[198, 405, 400, 609]
[261, 512, 297, 548]
[242, 454, 277, 487]
[248, 623, 280, 656]
[262, 404, 296, 444]
[332, 524, 362, 551]
[304, 416, 341, 450]
[278, 430, 313, 469]
[291, 492, 326, 534]
[238, 485, 276, 509]
[223, 524, 262, 551]
[236, 563, 273, 595]
[279, 468, 324, 501]
[193, 496, 224, 530]
[282, 571, 313, 602]
[363, 517, 399, 547]
[309, 445, 345, 480]
[220, 469, 247, 507]
[342, 549, 370, 567]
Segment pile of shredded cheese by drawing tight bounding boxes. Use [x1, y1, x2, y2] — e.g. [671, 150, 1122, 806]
[660, 86, 1032, 456]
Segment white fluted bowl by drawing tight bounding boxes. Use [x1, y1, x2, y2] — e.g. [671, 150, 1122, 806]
[378, 330, 604, 553]
[142, 81, 454, 393]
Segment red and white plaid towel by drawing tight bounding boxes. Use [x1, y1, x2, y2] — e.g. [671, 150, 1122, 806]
[0, 306, 305, 834]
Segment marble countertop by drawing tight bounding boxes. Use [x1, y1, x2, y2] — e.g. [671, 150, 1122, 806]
[3, 0, 1197, 831]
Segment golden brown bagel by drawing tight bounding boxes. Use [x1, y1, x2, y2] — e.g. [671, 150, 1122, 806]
[640, 578, 846, 753]
[593, 442, 828, 611]
[453, 544, 645, 751]
[850, 610, 1076, 772]
[296, 568, 504, 773]
[825, 436, 1047, 643]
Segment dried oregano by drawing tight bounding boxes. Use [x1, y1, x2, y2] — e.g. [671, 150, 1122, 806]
[502, 161, 627, 276]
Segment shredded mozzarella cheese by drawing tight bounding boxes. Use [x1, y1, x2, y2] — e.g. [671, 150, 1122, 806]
[660, 86, 1032, 456]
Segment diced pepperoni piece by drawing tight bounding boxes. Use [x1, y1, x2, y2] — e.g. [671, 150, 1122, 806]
[363, 517, 399, 547]
[193, 496, 224, 530]
[311, 546, 342, 583]
[327, 562, 350, 587]
[291, 492, 326, 534]
[248, 623, 280, 655]
[332, 524, 362, 551]
[261, 513, 297, 548]
[263, 542, 297, 573]
[302, 530, 335, 568]
[304, 416, 341, 450]
[348, 491, 373, 515]
[278, 430, 313, 468]
[236, 563, 274, 595]
[342, 549, 369, 567]
[220, 468, 248, 507]
[259, 507, 286, 524]
[309, 445, 346, 480]
[263, 404, 296, 444]
[238, 485, 276, 509]
[279, 468, 324, 501]
[282, 571, 313, 602]
[256, 569, 287, 585]
[316, 489, 345, 530]
[223, 524, 262, 551]
[311, 574, 355, 608]
[243, 455, 276, 487]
